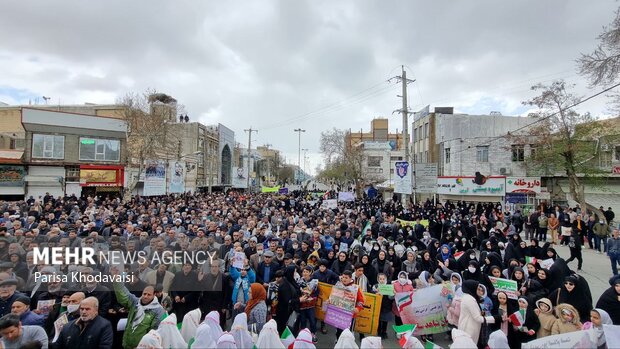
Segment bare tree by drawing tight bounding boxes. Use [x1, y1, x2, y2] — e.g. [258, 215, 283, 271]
[117, 89, 183, 201]
[517, 81, 603, 210]
[319, 128, 346, 165]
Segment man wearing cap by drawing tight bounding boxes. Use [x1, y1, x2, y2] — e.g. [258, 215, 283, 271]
[244, 236, 258, 259]
[11, 296, 44, 326]
[257, 250, 280, 288]
[0, 278, 22, 317]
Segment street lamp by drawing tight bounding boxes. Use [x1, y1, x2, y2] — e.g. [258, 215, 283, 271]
[302, 148, 309, 184]
[294, 128, 305, 185]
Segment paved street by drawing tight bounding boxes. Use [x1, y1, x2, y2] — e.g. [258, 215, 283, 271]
[311, 243, 615, 349]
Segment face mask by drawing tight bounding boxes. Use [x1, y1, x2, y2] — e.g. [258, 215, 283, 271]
[399, 277, 407, 285]
[600, 221, 604, 224]
[468, 267, 476, 273]
[373, 246, 380, 251]
[67, 304, 79, 313]
[156, 230, 162, 234]
[470, 254, 476, 260]
[258, 250, 263, 256]
[293, 244, 298, 249]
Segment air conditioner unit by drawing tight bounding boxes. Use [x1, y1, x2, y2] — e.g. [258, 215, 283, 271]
[601, 144, 611, 152]
[499, 167, 511, 175]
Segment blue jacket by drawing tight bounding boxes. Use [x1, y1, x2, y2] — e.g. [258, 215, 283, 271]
[230, 267, 256, 305]
[607, 236, 620, 256]
[20, 310, 45, 327]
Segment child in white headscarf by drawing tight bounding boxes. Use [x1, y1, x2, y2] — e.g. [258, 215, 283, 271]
[583, 308, 613, 349]
[205, 310, 224, 338]
[360, 336, 382, 349]
[255, 319, 285, 349]
[157, 314, 187, 349]
[231, 313, 254, 349]
[450, 328, 477, 349]
[217, 332, 238, 349]
[487, 330, 509, 349]
[335, 329, 359, 349]
[136, 330, 163, 349]
[181, 308, 201, 343]
[292, 328, 316, 349]
[193, 321, 217, 348]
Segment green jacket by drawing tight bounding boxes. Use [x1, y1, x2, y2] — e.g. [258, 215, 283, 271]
[113, 282, 165, 349]
[593, 222, 610, 237]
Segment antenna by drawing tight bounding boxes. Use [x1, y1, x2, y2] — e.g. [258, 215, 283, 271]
[42, 96, 51, 104]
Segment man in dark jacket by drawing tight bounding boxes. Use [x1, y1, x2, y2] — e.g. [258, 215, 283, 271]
[256, 250, 280, 288]
[170, 262, 200, 323]
[312, 259, 338, 285]
[54, 297, 113, 349]
[199, 263, 231, 328]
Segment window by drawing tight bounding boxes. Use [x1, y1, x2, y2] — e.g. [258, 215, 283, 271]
[9, 139, 25, 150]
[79, 138, 120, 162]
[424, 151, 428, 163]
[511, 145, 525, 162]
[424, 123, 429, 139]
[530, 144, 539, 158]
[616, 146, 620, 161]
[476, 146, 489, 162]
[367, 156, 382, 167]
[66, 166, 80, 182]
[445, 148, 451, 163]
[32, 134, 64, 159]
[390, 156, 403, 161]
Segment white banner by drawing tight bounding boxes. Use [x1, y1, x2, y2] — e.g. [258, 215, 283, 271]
[232, 167, 248, 188]
[143, 160, 166, 196]
[436, 176, 505, 196]
[321, 199, 338, 209]
[522, 329, 596, 349]
[168, 161, 185, 193]
[414, 163, 437, 194]
[506, 177, 541, 194]
[394, 161, 412, 194]
[338, 192, 355, 202]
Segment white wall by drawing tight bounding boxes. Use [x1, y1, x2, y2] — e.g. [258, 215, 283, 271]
[26, 166, 64, 200]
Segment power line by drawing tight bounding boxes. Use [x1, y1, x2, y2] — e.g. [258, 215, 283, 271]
[448, 81, 620, 157]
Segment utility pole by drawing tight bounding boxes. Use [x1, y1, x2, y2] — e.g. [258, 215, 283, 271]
[244, 127, 258, 190]
[302, 148, 309, 183]
[294, 128, 305, 185]
[391, 66, 416, 205]
[264, 143, 272, 185]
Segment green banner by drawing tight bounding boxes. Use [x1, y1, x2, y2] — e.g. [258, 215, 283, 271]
[261, 185, 281, 193]
[488, 276, 518, 300]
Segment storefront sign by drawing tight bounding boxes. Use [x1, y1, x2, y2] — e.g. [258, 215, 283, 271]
[0, 166, 25, 187]
[506, 177, 541, 194]
[613, 166, 620, 174]
[79, 165, 123, 187]
[437, 176, 505, 196]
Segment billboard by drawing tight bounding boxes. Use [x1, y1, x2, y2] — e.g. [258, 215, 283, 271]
[0, 166, 25, 187]
[437, 176, 505, 196]
[168, 161, 185, 193]
[394, 161, 412, 194]
[414, 163, 437, 193]
[143, 161, 166, 196]
[232, 167, 248, 188]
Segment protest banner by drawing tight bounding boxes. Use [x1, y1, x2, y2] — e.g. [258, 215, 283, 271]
[338, 191, 355, 202]
[353, 292, 382, 336]
[603, 325, 620, 346]
[378, 284, 394, 296]
[37, 299, 56, 315]
[328, 285, 357, 312]
[522, 329, 597, 348]
[315, 282, 382, 335]
[395, 284, 451, 335]
[488, 276, 519, 300]
[321, 199, 337, 210]
[539, 258, 554, 270]
[396, 218, 429, 228]
[261, 185, 280, 193]
[325, 304, 353, 330]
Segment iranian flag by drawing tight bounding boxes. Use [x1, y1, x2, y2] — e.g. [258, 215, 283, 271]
[509, 310, 525, 327]
[453, 251, 464, 260]
[525, 256, 537, 265]
[393, 324, 416, 348]
[280, 327, 295, 349]
[424, 340, 443, 349]
[396, 292, 414, 313]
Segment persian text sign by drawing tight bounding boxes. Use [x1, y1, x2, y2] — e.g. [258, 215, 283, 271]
[325, 305, 353, 330]
[488, 277, 518, 300]
[396, 284, 451, 335]
[522, 329, 596, 348]
[506, 177, 541, 194]
[328, 286, 357, 313]
[414, 163, 437, 194]
[437, 176, 505, 196]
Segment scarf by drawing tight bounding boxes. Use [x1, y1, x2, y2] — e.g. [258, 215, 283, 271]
[133, 296, 160, 330]
[245, 283, 266, 317]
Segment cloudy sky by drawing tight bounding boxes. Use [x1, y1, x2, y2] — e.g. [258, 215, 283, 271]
[1, 0, 618, 174]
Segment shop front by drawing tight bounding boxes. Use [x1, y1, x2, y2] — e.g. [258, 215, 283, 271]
[0, 165, 25, 200]
[505, 177, 542, 214]
[79, 165, 124, 197]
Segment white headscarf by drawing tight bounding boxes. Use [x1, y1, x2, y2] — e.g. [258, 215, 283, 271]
[136, 329, 163, 349]
[206, 310, 224, 338]
[157, 314, 187, 349]
[181, 308, 201, 343]
[292, 328, 315, 349]
[402, 333, 424, 349]
[217, 332, 238, 349]
[231, 313, 254, 349]
[193, 322, 217, 348]
[255, 319, 285, 349]
[487, 330, 509, 349]
[593, 308, 613, 347]
[360, 336, 382, 349]
[335, 329, 359, 349]
[450, 329, 477, 349]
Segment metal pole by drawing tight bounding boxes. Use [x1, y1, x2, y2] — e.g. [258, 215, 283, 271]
[294, 128, 305, 185]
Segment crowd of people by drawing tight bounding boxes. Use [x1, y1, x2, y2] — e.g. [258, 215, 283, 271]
[0, 191, 618, 348]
